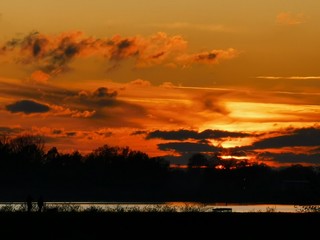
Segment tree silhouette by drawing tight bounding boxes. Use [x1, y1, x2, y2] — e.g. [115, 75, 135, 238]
[0, 133, 319, 204]
[188, 153, 208, 168]
[9, 134, 45, 168]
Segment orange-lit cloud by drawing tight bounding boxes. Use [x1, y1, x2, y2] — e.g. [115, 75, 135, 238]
[0, 31, 238, 77]
[177, 48, 238, 66]
[30, 70, 50, 83]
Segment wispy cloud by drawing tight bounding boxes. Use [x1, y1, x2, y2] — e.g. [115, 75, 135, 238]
[257, 76, 320, 80]
[151, 22, 235, 33]
[276, 12, 306, 26]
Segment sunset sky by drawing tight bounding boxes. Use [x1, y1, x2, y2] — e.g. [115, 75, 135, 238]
[0, 0, 319, 167]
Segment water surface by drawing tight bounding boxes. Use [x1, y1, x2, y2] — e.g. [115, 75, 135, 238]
[0, 201, 301, 213]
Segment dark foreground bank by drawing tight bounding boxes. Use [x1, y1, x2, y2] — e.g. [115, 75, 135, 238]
[0, 212, 319, 239]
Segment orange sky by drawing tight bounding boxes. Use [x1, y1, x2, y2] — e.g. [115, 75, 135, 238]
[0, 1, 319, 167]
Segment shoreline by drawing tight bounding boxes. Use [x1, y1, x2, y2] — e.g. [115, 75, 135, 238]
[0, 201, 312, 213]
[0, 211, 318, 238]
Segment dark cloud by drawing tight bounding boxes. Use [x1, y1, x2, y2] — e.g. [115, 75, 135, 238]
[147, 129, 198, 140]
[158, 141, 221, 153]
[197, 52, 217, 61]
[1, 80, 147, 127]
[2, 31, 84, 75]
[52, 129, 62, 134]
[0, 80, 76, 106]
[201, 129, 251, 139]
[6, 100, 50, 114]
[111, 39, 137, 60]
[181, 48, 237, 65]
[257, 152, 320, 165]
[0, 126, 22, 134]
[75, 87, 118, 108]
[225, 148, 248, 157]
[248, 127, 320, 149]
[93, 87, 117, 98]
[147, 129, 251, 141]
[74, 87, 147, 125]
[95, 131, 112, 138]
[151, 51, 165, 59]
[203, 97, 228, 114]
[66, 132, 77, 137]
[154, 127, 320, 166]
[131, 130, 148, 136]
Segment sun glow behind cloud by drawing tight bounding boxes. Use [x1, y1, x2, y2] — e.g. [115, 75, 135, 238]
[1, 75, 319, 166]
[227, 102, 320, 122]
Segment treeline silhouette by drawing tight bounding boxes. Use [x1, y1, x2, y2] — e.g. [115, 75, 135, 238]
[1, 134, 320, 204]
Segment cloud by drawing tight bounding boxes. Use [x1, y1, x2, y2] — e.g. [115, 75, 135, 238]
[177, 48, 238, 66]
[5, 100, 50, 114]
[0, 78, 140, 121]
[30, 70, 50, 83]
[257, 151, 320, 165]
[276, 12, 306, 26]
[49, 86, 147, 124]
[196, 94, 230, 114]
[158, 141, 221, 153]
[131, 130, 148, 136]
[0, 126, 22, 135]
[128, 79, 152, 87]
[92, 87, 117, 99]
[66, 132, 77, 137]
[256, 76, 320, 80]
[71, 87, 122, 109]
[0, 79, 149, 127]
[146, 129, 251, 141]
[94, 129, 113, 138]
[49, 105, 96, 118]
[52, 129, 62, 134]
[247, 127, 320, 150]
[151, 22, 235, 33]
[0, 31, 238, 77]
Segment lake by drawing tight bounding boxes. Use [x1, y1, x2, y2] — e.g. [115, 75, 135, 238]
[0, 201, 303, 213]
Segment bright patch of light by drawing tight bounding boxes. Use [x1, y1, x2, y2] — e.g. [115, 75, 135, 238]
[221, 155, 248, 160]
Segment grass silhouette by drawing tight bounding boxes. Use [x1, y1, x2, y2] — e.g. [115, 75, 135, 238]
[0, 203, 319, 239]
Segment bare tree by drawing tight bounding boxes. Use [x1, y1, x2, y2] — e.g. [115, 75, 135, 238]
[9, 134, 46, 165]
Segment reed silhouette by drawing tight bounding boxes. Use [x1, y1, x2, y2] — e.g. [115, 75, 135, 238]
[26, 195, 33, 212]
[37, 196, 44, 212]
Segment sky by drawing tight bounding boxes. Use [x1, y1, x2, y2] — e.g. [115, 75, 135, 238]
[0, 0, 319, 167]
